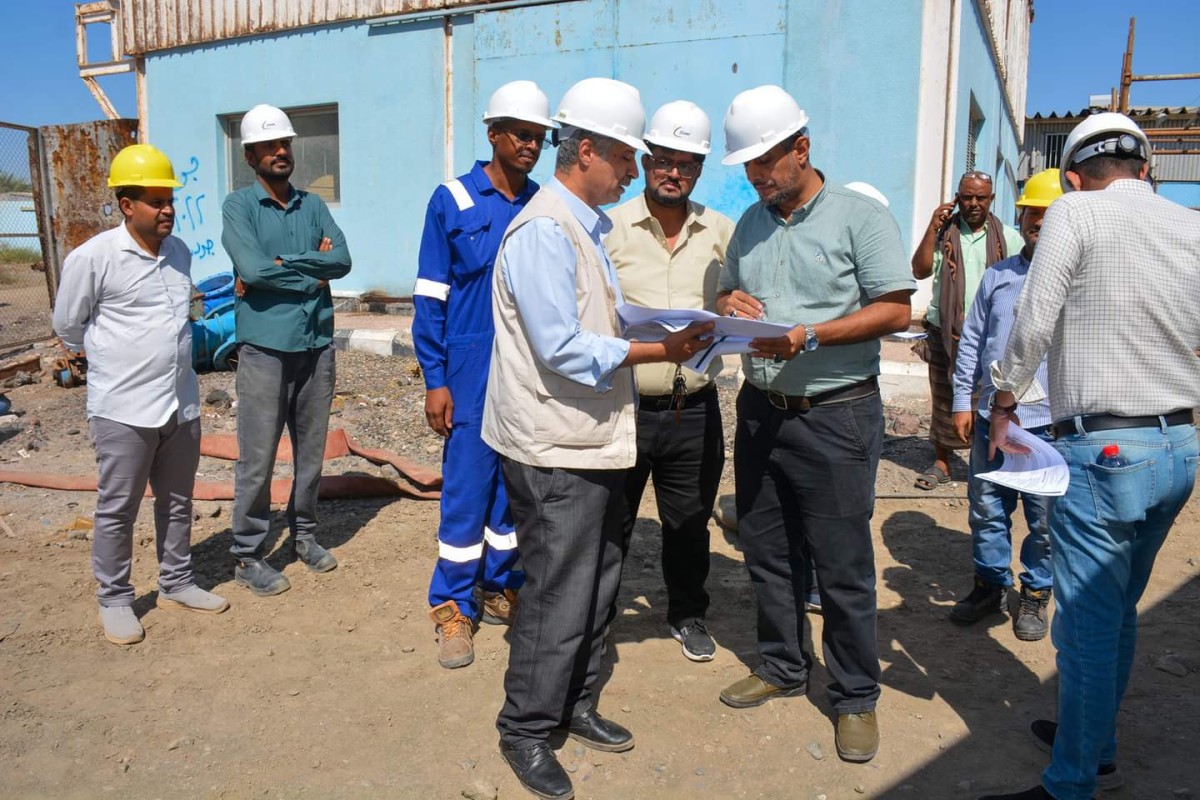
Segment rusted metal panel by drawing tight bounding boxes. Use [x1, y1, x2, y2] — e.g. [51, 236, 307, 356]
[121, 0, 510, 54]
[37, 119, 138, 287]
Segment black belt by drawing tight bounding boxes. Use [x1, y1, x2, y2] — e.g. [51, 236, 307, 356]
[751, 377, 879, 412]
[639, 383, 716, 412]
[1052, 410, 1194, 440]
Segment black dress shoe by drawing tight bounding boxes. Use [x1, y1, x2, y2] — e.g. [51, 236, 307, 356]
[565, 709, 635, 753]
[499, 741, 573, 800]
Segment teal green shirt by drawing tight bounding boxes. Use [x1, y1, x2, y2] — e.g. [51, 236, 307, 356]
[925, 219, 1024, 329]
[221, 182, 352, 352]
[718, 180, 914, 395]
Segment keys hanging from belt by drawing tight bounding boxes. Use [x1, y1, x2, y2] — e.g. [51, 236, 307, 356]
[671, 365, 687, 424]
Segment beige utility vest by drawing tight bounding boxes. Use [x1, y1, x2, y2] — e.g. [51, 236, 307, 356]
[481, 187, 637, 470]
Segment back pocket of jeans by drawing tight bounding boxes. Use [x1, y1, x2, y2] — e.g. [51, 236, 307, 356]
[1084, 460, 1155, 525]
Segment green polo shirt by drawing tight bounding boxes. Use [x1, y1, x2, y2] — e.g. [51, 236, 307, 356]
[925, 219, 1023, 329]
[718, 180, 914, 395]
[221, 182, 352, 352]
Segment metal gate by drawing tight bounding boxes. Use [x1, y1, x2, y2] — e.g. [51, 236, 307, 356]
[0, 122, 52, 350]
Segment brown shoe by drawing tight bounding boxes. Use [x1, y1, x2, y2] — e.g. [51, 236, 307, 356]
[836, 711, 879, 762]
[719, 673, 806, 709]
[429, 600, 474, 669]
[481, 589, 518, 626]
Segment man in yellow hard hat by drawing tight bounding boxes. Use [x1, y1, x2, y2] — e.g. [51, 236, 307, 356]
[948, 169, 1061, 641]
[53, 143, 229, 646]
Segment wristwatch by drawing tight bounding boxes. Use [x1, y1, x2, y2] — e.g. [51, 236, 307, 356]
[988, 395, 1018, 414]
[803, 324, 820, 353]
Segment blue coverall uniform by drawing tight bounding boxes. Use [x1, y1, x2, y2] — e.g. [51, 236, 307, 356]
[413, 161, 535, 618]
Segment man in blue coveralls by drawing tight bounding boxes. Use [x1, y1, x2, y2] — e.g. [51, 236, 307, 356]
[413, 80, 558, 670]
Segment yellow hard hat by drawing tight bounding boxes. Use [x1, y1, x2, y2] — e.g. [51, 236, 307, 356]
[1015, 168, 1062, 208]
[107, 144, 183, 189]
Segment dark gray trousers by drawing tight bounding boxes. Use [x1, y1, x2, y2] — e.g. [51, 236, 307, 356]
[231, 343, 335, 561]
[496, 459, 625, 747]
[734, 383, 883, 713]
[90, 415, 201, 606]
[620, 388, 724, 627]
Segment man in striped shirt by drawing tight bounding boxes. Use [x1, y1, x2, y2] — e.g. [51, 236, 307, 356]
[949, 169, 1060, 641]
[979, 115, 1200, 800]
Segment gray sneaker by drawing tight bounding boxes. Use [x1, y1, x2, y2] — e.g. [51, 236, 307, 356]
[98, 606, 144, 646]
[294, 539, 337, 573]
[234, 559, 291, 596]
[670, 619, 716, 662]
[157, 585, 230, 614]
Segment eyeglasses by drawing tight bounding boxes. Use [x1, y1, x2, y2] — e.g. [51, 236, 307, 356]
[500, 128, 548, 147]
[649, 157, 702, 178]
[960, 170, 993, 184]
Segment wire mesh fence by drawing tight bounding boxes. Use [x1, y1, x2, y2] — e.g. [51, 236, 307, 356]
[0, 122, 51, 350]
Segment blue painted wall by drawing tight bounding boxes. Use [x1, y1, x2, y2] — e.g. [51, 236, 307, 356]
[1158, 181, 1200, 209]
[953, 1, 1021, 220]
[145, 0, 1015, 295]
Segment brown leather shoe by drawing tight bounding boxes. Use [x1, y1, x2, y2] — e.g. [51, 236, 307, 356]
[481, 589, 518, 626]
[836, 711, 879, 762]
[429, 600, 474, 669]
[719, 674, 806, 709]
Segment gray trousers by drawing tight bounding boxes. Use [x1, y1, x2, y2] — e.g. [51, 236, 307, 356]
[90, 415, 201, 607]
[496, 459, 626, 747]
[231, 343, 335, 561]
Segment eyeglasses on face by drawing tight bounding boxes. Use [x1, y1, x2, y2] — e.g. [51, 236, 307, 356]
[649, 157, 702, 178]
[500, 127, 548, 147]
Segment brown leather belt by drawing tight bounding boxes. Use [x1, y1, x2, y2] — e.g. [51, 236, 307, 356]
[639, 383, 717, 412]
[1052, 410, 1194, 440]
[751, 377, 879, 412]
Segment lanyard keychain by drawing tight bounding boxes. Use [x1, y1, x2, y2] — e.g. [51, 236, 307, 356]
[671, 365, 687, 424]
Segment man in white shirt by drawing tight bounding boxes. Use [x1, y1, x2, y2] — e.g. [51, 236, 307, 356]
[53, 144, 229, 646]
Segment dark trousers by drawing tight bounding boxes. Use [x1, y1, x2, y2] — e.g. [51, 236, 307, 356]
[734, 382, 883, 713]
[620, 388, 724, 627]
[496, 459, 625, 747]
[231, 343, 336, 561]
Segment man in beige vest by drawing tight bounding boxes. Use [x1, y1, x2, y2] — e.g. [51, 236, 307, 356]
[482, 78, 713, 800]
[605, 100, 734, 663]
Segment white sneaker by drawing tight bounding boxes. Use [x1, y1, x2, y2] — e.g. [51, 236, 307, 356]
[99, 606, 145, 645]
[157, 585, 230, 615]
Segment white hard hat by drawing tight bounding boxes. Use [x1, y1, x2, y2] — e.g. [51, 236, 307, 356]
[553, 78, 649, 153]
[644, 100, 711, 155]
[1059, 112, 1151, 192]
[722, 85, 809, 166]
[482, 80, 559, 128]
[240, 104, 297, 145]
[843, 182, 890, 207]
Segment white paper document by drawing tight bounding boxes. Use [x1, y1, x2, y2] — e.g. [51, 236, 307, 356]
[616, 304, 795, 372]
[976, 425, 1070, 496]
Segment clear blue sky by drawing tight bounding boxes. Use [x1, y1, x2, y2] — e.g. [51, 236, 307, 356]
[1, 1, 1197, 127]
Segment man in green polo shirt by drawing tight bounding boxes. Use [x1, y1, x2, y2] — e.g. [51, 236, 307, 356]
[714, 85, 914, 764]
[910, 172, 1023, 490]
[221, 103, 352, 596]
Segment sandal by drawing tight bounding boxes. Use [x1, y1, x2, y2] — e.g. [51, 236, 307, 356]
[914, 464, 951, 490]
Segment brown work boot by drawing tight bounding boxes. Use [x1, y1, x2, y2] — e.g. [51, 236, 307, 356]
[836, 711, 879, 762]
[481, 589, 518, 626]
[429, 600, 474, 669]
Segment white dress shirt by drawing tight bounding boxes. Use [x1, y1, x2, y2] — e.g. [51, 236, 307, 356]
[53, 223, 200, 427]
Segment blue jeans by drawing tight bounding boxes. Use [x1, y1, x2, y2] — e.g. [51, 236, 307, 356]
[968, 414, 1053, 590]
[1042, 420, 1198, 800]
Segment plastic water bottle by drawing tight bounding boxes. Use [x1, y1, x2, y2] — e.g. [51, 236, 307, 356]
[1097, 444, 1129, 467]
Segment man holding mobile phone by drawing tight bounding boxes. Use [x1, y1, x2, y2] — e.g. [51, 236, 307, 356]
[911, 172, 1022, 491]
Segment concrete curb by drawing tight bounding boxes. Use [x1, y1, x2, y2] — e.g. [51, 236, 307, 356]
[333, 328, 414, 358]
[331, 326, 931, 403]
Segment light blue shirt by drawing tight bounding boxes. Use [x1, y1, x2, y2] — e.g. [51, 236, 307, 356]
[953, 252, 1051, 429]
[499, 178, 631, 391]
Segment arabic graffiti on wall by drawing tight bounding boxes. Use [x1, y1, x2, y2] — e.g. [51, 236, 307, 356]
[174, 155, 216, 260]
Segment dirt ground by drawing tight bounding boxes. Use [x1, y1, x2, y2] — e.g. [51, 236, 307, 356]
[1, 345, 1197, 800]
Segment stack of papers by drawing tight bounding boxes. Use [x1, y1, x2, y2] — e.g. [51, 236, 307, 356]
[976, 425, 1070, 496]
[617, 304, 794, 372]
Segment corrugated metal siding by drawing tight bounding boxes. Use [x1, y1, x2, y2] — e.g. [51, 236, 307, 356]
[121, 0, 503, 54]
[1021, 116, 1200, 180]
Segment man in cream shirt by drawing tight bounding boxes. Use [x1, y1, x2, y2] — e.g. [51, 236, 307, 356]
[605, 100, 734, 662]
